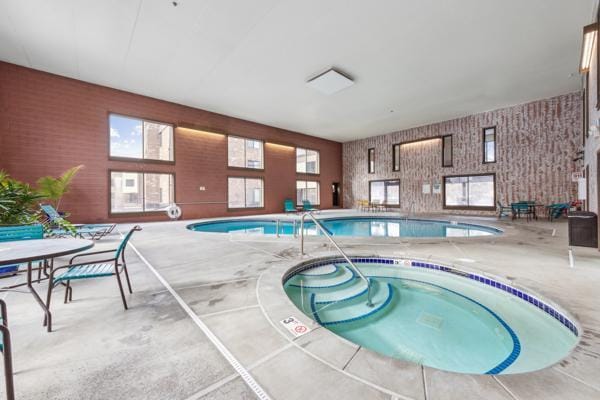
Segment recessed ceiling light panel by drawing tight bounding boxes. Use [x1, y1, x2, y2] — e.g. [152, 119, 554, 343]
[307, 68, 354, 95]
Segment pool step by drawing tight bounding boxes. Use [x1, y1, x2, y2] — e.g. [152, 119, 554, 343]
[288, 265, 355, 289]
[314, 278, 369, 304]
[311, 280, 394, 326]
[298, 264, 338, 277]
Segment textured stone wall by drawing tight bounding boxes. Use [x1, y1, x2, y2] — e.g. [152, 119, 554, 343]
[584, 36, 600, 215]
[343, 93, 582, 214]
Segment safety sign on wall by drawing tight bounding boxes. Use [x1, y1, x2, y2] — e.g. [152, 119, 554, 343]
[280, 316, 311, 337]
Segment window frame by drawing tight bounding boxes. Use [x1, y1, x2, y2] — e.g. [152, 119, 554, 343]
[368, 148, 375, 174]
[442, 173, 496, 211]
[392, 144, 400, 172]
[584, 73, 589, 145]
[108, 112, 175, 164]
[368, 179, 401, 207]
[108, 169, 176, 216]
[227, 176, 265, 210]
[441, 135, 453, 167]
[296, 180, 321, 206]
[482, 126, 497, 164]
[295, 147, 320, 175]
[227, 135, 265, 171]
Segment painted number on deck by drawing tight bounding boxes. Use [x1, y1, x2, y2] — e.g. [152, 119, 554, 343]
[280, 316, 310, 337]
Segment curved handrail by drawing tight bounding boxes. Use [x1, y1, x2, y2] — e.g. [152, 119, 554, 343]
[300, 212, 373, 307]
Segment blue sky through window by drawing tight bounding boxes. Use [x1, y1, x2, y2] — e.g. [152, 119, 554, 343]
[110, 114, 143, 158]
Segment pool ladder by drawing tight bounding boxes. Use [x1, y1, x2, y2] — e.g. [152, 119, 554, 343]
[299, 212, 373, 307]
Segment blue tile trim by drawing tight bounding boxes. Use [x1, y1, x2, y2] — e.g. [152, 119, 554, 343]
[289, 265, 356, 289]
[314, 283, 394, 326]
[298, 264, 340, 277]
[288, 256, 579, 338]
[369, 275, 520, 374]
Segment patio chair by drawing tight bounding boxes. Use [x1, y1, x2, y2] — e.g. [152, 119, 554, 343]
[547, 203, 569, 221]
[357, 199, 369, 211]
[497, 201, 512, 219]
[302, 200, 319, 212]
[284, 199, 296, 213]
[40, 204, 115, 240]
[45, 226, 142, 320]
[0, 299, 14, 400]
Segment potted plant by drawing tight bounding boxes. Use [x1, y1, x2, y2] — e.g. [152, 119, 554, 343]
[36, 165, 83, 213]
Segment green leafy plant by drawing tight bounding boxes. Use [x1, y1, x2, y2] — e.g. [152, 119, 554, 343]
[37, 165, 83, 212]
[0, 171, 44, 225]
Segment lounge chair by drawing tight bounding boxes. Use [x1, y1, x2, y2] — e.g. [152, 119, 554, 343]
[302, 200, 319, 212]
[284, 199, 297, 213]
[45, 226, 142, 329]
[0, 299, 14, 400]
[40, 204, 115, 240]
[497, 201, 512, 219]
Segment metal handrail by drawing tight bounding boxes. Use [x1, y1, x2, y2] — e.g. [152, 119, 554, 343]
[300, 212, 373, 307]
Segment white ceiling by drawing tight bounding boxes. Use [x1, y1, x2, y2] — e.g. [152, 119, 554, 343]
[0, 0, 595, 142]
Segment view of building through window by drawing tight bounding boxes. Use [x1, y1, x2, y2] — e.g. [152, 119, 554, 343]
[228, 177, 264, 208]
[483, 127, 496, 163]
[110, 171, 173, 213]
[296, 148, 319, 174]
[296, 180, 319, 205]
[444, 174, 494, 208]
[228, 136, 263, 169]
[109, 114, 173, 161]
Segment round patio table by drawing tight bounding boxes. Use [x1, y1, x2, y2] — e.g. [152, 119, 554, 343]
[0, 238, 94, 332]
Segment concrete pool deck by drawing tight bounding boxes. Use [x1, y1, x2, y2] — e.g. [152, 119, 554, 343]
[1, 210, 599, 399]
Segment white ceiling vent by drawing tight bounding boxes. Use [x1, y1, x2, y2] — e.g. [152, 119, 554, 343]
[307, 68, 354, 95]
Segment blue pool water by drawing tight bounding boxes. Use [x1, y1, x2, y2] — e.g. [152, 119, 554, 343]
[188, 217, 501, 238]
[283, 258, 578, 374]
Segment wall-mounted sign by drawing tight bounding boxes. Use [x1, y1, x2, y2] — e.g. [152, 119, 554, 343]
[432, 183, 442, 194]
[422, 183, 431, 194]
[571, 172, 583, 182]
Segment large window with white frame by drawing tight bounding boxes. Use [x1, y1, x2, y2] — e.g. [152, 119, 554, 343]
[296, 180, 320, 206]
[228, 136, 264, 169]
[369, 179, 400, 206]
[110, 171, 174, 214]
[296, 148, 320, 174]
[109, 114, 173, 162]
[228, 177, 264, 209]
[443, 174, 495, 210]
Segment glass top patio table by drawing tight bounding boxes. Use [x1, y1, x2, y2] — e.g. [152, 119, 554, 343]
[0, 238, 94, 332]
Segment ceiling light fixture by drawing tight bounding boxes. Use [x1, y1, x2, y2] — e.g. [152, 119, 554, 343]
[307, 68, 354, 95]
[580, 23, 597, 73]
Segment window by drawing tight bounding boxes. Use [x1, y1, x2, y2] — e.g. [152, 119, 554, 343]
[368, 148, 375, 173]
[443, 174, 495, 209]
[584, 74, 589, 145]
[392, 144, 400, 171]
[296, 180, 320, 206]
[482, 127, 496, 163]
[296, 148, 320, 174]
[109, 114, 173, 162]
[369, 180, 400, 206]
[228, 136, 264, 169]
[228, 177, 264, 208]
[110, 171, 174, 213]
[442, 135, 452, 167]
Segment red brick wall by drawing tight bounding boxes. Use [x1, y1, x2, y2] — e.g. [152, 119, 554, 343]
[0, 62, 342, 223]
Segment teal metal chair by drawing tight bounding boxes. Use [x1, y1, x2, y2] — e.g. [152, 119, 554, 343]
[511, 201, 533, 221]
[45, 226, 142, 330]
[302, 200, 319, 212]
[0, 299, 14, 400]
[284, 199, 296, 213]
[497, 201, 512, 219]
[0, 225, 44, 278]
[547, 203, 569, 221]
[40, 204, 115, 240]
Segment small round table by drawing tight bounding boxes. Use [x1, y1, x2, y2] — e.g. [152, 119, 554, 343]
[0, 238, 94, 332]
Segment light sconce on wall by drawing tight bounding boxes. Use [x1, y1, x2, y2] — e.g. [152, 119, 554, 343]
[580, 23, 597, 73]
